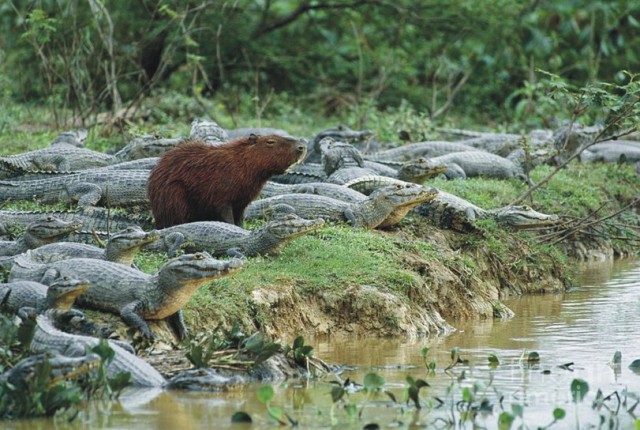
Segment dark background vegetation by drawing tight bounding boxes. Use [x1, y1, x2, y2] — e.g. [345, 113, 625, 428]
[0, 0, 639, 132]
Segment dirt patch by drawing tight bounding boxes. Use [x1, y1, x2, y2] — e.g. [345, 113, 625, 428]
[204, 225, 569, 341]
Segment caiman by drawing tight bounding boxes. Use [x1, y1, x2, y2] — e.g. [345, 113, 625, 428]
[0, 145, 116, 179]
[344, 175, 560, 233]
[261, 181, 367, 203]
[31, 310, 167, 387]
[320, 138, 447, 184]
[0, 276, 89, 314]
[0, 169, 150, 208]
[0, 216, 82, 257]
[425, 151, 527, 181]
[0, 207, 153, 240]
[364, 140, 481, 162]
[114, 135, 184, 161]
[307, 124, 375, 163]
[1, 226, 160, 270]
[0, 351, 101, 392]
[189, 118, 228, 145]
[11, 253, 243, 340]
[145, 211, 325, 257]
[246, 183, 438, 229]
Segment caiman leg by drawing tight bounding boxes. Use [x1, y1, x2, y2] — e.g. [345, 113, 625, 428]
[167, 310, 189, 341]
[120, 300, 154, 339]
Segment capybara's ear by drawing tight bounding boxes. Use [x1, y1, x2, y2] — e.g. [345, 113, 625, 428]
[248, 134, 258, 144]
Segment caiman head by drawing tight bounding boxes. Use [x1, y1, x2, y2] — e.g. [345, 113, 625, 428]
[397, 157, 448, 183]
[45, 275, 91, 311]
[371, 183, 439, 208]
[319, 137, 365, 174]
[312, 125, 374, 154]
[105, 226, 161, 265]
[24, 216, 83, 247]
[492, 205, 561, 230]
[154, 252, 244, 319]
[262, 212, 325, 240]
[370, 183, 440, 229]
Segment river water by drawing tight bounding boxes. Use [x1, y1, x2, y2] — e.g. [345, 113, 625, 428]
[6, 259, 640, 429]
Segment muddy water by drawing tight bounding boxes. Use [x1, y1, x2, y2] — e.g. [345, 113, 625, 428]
[6, 259, 640, 429]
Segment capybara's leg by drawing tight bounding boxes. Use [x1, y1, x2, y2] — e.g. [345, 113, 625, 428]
[217, 204, 235, 225]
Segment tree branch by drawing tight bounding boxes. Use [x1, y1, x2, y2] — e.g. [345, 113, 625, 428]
[252, 1, 371, 38]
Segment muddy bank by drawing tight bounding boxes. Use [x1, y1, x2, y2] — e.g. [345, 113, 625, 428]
[182, 220, 570, 343]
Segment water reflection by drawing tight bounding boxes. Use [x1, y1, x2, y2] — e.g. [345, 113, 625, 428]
[4, 259, 640, 429]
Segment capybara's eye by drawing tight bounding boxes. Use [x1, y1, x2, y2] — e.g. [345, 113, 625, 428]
[266, 139, 276, 146]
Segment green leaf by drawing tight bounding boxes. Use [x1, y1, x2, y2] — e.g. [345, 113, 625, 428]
[330, 386, 344, 403]
[420, 347, 430, 359]
[553, 407, 566, 420]
[91, 340, 115, 364]
[511, 403, 523, 418]
[292, 336, 304, 350]
[498, 411, 515, 430]
[267, 406, 284, 424]
[570, 379, 589, 403]
[488, 354, 500, 366]
[363, 373, 384, 391]
[256, 384, 274, 405]
[462, 387, 472, 403]
[231, 411, 252, 423]
[415, 379, 429, 389]
[243, 333, 267, 353]
[107, 372, 131, 394]
[344, 403, 357, 417]
[252, 342, 281, 367]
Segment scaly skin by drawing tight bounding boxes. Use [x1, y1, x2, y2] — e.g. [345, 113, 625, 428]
[271, 163, 327, 184]
[114, 135, 184, 161]
[427, 151, 525, 180]
[261, 181, 367, 203]
[11, 252, 243, 340]
[345, 175, 560, 232]
[189, 118, 228, 144]
[146, 212, 325, 257]
[246, 183, 438, 229]
[31, 310, 167, 387]
[0, 169, 150, 208]
[0, 146, 116, 178]
[0, 216, 82, 257]
[581, 140, 640, 163]
[0, 277, 89, 313]
[0, 351, 101, 390]
[12, 226, 160, 267]
[307, 124, 375, 163]
[365, 140, 481, 162]
[0, 207, 152, 243]
[319, 138, 446, 185]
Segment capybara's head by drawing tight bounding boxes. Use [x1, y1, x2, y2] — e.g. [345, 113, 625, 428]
[243, 134, 307, 175]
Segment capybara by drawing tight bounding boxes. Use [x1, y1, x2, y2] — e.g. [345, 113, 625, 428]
[147, 134, 306, 228]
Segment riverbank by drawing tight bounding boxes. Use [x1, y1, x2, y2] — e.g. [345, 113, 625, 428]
[108, 163, 630, 344]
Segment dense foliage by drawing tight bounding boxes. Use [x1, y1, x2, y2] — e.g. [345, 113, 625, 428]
[1, 0, 639, 127]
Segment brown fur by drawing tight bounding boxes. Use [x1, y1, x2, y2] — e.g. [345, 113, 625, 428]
[147, 134, 306, 228]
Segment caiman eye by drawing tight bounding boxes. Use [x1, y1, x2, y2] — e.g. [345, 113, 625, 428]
[194, 253, 204, 260]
